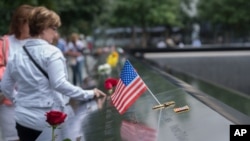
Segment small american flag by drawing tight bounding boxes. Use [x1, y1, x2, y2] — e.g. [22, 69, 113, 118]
[111, 60, 147, 114]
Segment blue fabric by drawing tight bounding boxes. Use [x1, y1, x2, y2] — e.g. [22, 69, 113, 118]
[120, 60, 138, 86]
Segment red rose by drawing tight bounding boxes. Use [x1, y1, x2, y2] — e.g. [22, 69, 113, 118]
[105, 82, 113, 90]
[109, 78, 118, 86]
[46, 110, 67, 126]
[104, 78, 118, 90]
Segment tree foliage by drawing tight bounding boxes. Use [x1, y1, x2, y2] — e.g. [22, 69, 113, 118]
[1, 0, 249, 44]
[0, 0, 107, 35]
[198, 0, 250, 36]
[110, 0, 182, 27]
[0, 0, 60, 34]
[57, 0, 108, 35]
[105, 0, 183, 47]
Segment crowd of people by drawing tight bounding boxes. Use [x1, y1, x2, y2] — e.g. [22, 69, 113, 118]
[54, 32, 91, 86]
[0, 4, 107, 141]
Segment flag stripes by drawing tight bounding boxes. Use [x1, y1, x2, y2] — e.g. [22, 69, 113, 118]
[110, 60, 147, 115]
[121, 120, 157, 141]
[111, 76, 147, 114]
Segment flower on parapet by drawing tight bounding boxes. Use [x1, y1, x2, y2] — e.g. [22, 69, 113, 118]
[46, 110, 67, 141]
[106, 51, 119, 68]
[116, 47, 124, 54]
[98, 63, 112, 76]
[104, 77, 118, 94]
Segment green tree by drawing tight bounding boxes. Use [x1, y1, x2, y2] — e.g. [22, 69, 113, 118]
[57, 0, 108, 35]
[0, 0, 60, 34]
[0, 0, 107, 36]
[0, 0, 187, 47]
[107, 0, 183, 48]
[198, 0, 250, 42]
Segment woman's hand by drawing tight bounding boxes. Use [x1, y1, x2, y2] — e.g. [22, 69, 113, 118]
[96, 96, 107, 109]
[93, 88, 106, 98]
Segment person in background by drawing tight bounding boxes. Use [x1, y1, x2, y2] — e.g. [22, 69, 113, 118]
[54, 32, 67, 54]
[192, 37, 202, 48]
[173, 34, 185, 48]
[79, 34, 88, 52]
[65, 33, 86, 86]
[1, 6, 106, 141]
[166, 37, 176, 48]
[0, 4, 34, 141]
[156, 38, 167, 48]
[86, 36, 93, 52]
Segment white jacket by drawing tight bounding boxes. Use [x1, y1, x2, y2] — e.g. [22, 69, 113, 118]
[1, 39, 94, 131]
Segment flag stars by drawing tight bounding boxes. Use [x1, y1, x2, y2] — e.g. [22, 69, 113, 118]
[121, 61, 137, 86]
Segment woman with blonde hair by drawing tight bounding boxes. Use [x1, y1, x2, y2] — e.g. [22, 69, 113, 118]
[65, 32, 86, 86]
[1, 6, 106, 141]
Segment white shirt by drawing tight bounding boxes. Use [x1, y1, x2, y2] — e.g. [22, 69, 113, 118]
[8, 35, 28, 60]
[1, 39, 94, 131]
[66, 40, 85, 61]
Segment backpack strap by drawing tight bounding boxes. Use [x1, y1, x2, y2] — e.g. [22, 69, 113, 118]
[23, 46, 49, 79]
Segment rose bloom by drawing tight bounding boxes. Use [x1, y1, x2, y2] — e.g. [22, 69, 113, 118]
[104, 82, 113, 90]
[46, 110, 67, 126]
[104, 78, 118, 90]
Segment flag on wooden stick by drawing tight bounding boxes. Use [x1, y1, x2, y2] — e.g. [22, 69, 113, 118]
[111, 60, 147, 114]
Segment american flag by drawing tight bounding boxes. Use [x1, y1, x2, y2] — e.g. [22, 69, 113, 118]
[111, 60, 147, 114]
[121, 120, 157, 141]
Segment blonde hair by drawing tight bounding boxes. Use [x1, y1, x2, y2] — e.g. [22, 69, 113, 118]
[70, 33, 79, 43]
[29, 6, 61, 37]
